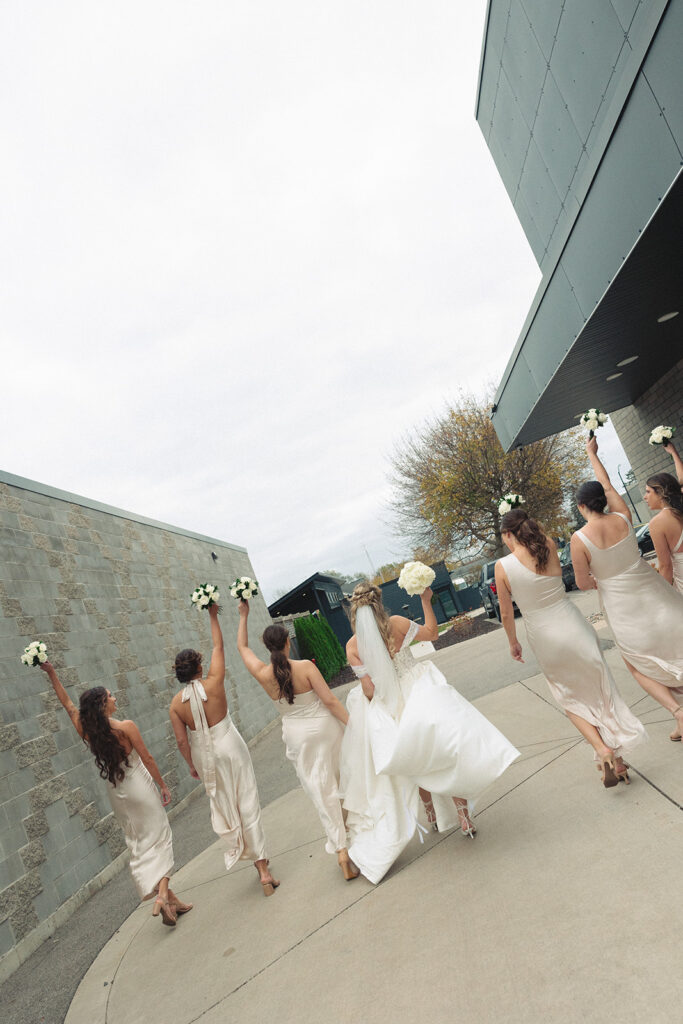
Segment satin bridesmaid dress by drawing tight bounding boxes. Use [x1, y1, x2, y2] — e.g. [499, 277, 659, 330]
[500, 552, 646, 757]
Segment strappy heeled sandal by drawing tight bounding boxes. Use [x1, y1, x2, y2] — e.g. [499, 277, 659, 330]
[152, 897, 177, 926]
[337, 848, 360, 880]
[670, 706, 683, 742]
[421, 797, 438, 832]
[454, 798, 476, 838]
[254, 861, 280, 897]
[600, 755, 618, 789]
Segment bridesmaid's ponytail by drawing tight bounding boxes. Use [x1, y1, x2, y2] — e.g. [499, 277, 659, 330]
[262, 625, 295, 704]
[500, 509, 550, 572]
[646, 472, 683, 524]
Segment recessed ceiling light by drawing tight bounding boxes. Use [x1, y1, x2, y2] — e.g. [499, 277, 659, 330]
[657, 311, 679, 323]
[616, 355, 639, 367]
[606, 373, 622, 381]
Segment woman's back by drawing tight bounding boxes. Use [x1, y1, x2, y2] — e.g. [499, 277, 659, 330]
[577, 513, 640, 579]
[500, 552, 565, 614]
[174, 675, 228, 730]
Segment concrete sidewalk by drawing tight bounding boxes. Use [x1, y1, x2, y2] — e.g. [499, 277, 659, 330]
[65, 645, 682, 1024]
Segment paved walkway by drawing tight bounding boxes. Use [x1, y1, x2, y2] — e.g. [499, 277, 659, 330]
[65, 631, 682, 1024]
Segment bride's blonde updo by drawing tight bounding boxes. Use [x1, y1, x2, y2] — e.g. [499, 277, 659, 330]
[349, 582, 396, 658]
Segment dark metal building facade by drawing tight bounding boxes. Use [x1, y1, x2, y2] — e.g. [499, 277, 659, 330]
[477, 0, 682, 482]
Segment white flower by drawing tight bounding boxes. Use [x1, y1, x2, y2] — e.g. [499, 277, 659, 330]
[598, 413, 608, 425]
[242, 589, 252, 600]
[498, 499, 512, 515]
[230, 587, 239, 598]
[199, 595, 210, 607]
[649, 424, 674, 445]
[205, 584, 215, 594]
[397, 560, 436, 596]
[211, 589, 219, 602]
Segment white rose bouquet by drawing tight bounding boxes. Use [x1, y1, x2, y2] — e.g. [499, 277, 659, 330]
[21, 641, 48, 667]
[498, 493, 524, 515]
[397, 561, 436, 597]
[191, 583, 220, 610]
[648, 424, 676, 446]
[230, 576, 259, 601]
[581, 408, 608, 437]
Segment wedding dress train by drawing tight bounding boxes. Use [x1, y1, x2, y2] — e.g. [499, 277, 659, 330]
[340, 612, 519, 883]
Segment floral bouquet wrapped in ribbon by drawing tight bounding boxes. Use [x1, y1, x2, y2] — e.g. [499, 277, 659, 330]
[648, 424, 676, 447]
[581, 408, 608, 438]
[21, 641, 48, 667]
[191, 583, 220, 610]
[498, 493, 524, 515]
[397, 561, 436, 596]
[230, 576, 259, 601]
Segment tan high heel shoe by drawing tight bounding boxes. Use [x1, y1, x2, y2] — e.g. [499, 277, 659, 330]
[255, 862, 280, 896]
[670, 706, 683, 741]
[600, 754, 618, 788]
[152, 896, 177, 926]
[337, 848, 360, 880]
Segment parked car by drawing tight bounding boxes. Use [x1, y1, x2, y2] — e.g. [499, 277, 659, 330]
[477, 560, 518, 621]
[478, 561, 498, 618]
[634, 522, 655, 556]
[558, 544, 575, 591]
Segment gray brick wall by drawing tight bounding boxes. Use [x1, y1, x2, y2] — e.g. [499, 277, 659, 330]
[0, 474, 276, 971]
[611, 358, 683, 491]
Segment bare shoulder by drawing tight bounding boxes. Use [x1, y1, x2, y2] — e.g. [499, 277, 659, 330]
[346, 635, 358, 656]
[390, 614, 410, 631]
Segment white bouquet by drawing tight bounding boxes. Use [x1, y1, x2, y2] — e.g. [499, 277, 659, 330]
[649, 424, 676, 446]
[397, 561, 436, 596]
[191, 583, 220, 609]
[581, 408, 608, 436]
[230, 576, 259, 600]
[498, 493, 524, 515]
[21, 641, 48, 667]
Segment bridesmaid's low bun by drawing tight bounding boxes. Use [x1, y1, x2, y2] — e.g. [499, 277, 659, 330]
[174, 649, 202, 683]
[576, 481, 607, 514]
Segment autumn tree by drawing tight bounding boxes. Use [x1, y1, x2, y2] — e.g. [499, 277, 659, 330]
[389, 392, 586, 557]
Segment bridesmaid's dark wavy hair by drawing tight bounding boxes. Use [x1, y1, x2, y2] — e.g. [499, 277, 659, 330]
[79, 687, 129, 786]
[576, 480, 608, 514]
[501, 509, 550, 572]
[646, 472, 683, 523]
[262, 625, 294, 704]
[174, 649, 203, 683]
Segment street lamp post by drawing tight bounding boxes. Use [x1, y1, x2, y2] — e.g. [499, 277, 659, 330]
[617, 465, 640, 520]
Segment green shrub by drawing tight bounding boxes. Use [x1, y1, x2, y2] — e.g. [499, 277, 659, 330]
[293, 614, 347, 682]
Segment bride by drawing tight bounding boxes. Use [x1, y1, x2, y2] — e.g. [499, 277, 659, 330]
[340, 582, 519, 884]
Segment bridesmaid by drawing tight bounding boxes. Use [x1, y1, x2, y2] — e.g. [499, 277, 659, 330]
[39, 662, 188, 926]
[169, 602, 279, 895]
[645, 440, 683, 593]
[236, 601, 358, 880]
[496, 509, 646, 786]
[571, 437, 683, 742]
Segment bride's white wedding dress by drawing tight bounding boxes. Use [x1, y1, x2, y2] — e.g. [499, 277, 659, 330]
[340, 611, 519, 884]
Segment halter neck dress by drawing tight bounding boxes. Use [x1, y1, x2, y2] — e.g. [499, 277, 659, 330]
[276, 689, 346, 854]
[575, 513, 683, 691]
[500, 552, 646, 756]
[183, 679, 267, 869]
[107, 749, 174, 899]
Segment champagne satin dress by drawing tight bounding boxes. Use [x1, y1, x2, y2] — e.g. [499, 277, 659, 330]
[184, 680, 267, 870]
[277, 690, 346, 854]
[500, 553, 646, 756]
[671, 524, 683, 595]
[107, 751, 174, 900]
[575, 513, 683, 690]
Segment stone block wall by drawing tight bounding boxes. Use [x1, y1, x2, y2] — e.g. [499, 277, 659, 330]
[611, 358, 683, 490]
[0, 472, 277, 975]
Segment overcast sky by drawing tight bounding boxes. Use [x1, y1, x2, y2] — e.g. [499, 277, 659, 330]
[2, 1, 630, 602]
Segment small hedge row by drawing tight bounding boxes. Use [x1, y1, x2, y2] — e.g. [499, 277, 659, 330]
[293, 614, 347, 682]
